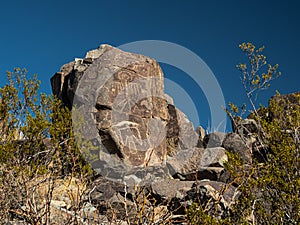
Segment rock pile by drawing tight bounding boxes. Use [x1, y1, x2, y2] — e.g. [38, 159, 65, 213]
[50, 44, 263, 223]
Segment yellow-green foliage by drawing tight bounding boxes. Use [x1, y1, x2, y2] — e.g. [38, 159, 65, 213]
[0, 69, 93, 222]
[186, 203, 233, 225]
[226, 94, 300, 224]
[236, 42, 281, 98]
[187, 43, 299, 224]
[0, 68, 92, 177]
[1, 45, 298, 224]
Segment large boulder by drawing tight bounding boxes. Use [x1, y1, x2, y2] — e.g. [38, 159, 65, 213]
[51, 44, 199, 175]
[203, 132, 226, 148]
[52, 45, 168, 168]
[48, 44, 252, 223]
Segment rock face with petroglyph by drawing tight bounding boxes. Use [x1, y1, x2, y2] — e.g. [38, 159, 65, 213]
[51, 44, 199, 171]
[49, 44, 257, 222]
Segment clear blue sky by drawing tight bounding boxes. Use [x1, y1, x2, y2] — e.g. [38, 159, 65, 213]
[0, 0, 299, 131]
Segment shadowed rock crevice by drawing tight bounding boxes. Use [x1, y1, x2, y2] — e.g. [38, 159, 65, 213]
[98, 130, 123, 159]
[166, 104, 179, 155]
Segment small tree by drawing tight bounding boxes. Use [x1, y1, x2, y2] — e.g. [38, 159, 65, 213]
[236, 42, 281, 110]
[226, 43, 299, 224]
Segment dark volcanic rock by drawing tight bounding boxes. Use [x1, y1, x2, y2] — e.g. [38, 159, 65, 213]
[150, 179, 238, 220]
[222, 132, 252, 163]
[151, 179, 194, 201]
[203, 132, 226, 148]
[166, 147, 227, 180]
[185, 180, 239, 219]
[49, 44, 252, 222]
[51, 44, 199, 172]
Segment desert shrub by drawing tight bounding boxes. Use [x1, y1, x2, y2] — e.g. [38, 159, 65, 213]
[0, 68, 93, 224]
[186, 43, 299, 224]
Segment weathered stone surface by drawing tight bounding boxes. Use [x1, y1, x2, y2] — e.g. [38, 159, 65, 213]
[222, 132, 252, 163]
[166, 147, 227, 180]
[165, 105, 199, 155]
[52, 45, 165, 167]
[196, 126, 206, 140]
[51, 44, 199, 170]
[175, 109, 199, 150]
[185, 181, 239, 219]
[88, 176, 174, 223]
[151, 179, 194, 201]
[150, 179, 239, 219]
[234, 118, 267, 163]
[89, 176, 125, 202]
[166, 104, 180, 154]
[88, 176, 137, 220]
[24, 177, 93, 224]
[49, 44, 249, 222]
[203, 132, 226, 148]
[196, 125, 205, 147]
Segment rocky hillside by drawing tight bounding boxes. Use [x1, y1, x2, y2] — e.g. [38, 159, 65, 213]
[0, 44, 297, 224]
[50, 44, 296, 223]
